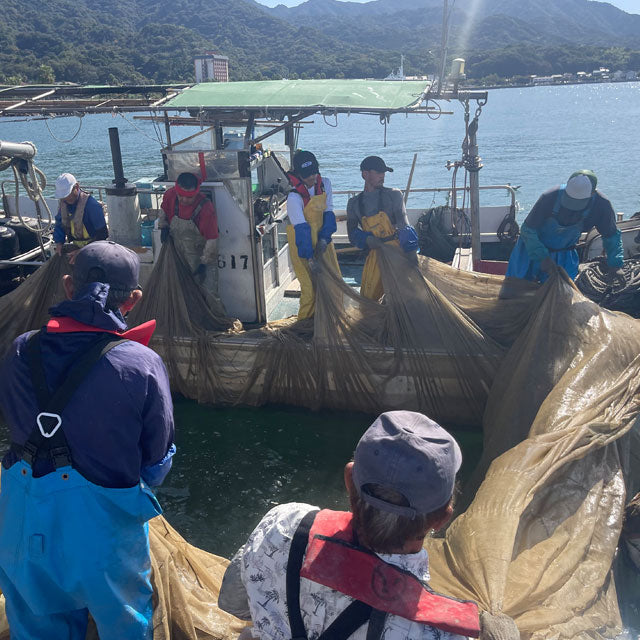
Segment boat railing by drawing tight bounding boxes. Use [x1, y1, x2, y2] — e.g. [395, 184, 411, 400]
[332, 184, 518, 214]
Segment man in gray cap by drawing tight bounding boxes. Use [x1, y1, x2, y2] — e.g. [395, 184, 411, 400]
[219, 411, 484, 640]
[347, 157, 420, 301]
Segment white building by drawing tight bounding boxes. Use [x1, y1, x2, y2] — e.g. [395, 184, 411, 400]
[194, 51, 229, 83]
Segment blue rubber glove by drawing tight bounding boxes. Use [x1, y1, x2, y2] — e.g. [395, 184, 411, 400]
[519, 223, 549, 262]
[398, 225, 419, 253]
[603, 229, 624, 268]
[193, 263, 207, 283]
[160, 227, 170, 244]
[141, 444, 176, 487]
[318, 210, 337, 243]
[351, 227, 372, 250]
[294, 222, 313, 259]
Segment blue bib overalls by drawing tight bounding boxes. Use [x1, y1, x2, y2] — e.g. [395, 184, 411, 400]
[0, 332, 161, 639]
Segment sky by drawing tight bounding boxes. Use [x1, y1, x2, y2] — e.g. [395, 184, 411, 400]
[255, 0, 640, 13]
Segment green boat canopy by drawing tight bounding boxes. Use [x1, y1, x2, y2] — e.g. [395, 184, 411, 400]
[164, 79, 432, 114]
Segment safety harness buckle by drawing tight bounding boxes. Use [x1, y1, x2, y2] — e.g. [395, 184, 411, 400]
[36, 412, 62, 439]
[50, 446, 73, 469]
[20, 441, 38, 467]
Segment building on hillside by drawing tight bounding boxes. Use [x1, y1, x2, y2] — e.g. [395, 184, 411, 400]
[194, 51, 229, 83]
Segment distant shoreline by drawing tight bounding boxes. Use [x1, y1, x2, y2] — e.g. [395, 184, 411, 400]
[464, 78, 640, 91]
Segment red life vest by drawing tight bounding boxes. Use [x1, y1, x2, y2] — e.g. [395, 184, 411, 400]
[46, 317, 156, 347]
[299, 510, 480, 638]
[288, 173, 324, 208]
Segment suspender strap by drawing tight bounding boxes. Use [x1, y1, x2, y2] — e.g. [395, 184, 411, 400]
[174, 197, 206, 229]
[16, 330, 127, 469]
[286, 509, 384, 640]
[366, 610, 387, 640]
[287, 509, 319, 640]
[317, 600, 372, 640]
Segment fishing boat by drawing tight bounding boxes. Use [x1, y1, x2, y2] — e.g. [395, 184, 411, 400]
[1, 78, 639, 425]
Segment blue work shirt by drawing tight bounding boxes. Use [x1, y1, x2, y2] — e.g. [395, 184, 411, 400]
[53, 193, 107, 244]
[0, 283, 175, 489]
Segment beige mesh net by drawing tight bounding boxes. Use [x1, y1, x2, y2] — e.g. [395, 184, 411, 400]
[0, 244, 639, 639]
[425, 271, 640, 640]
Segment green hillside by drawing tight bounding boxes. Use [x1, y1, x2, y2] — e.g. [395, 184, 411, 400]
[2, 0, 640, 85]
[0, 0, 412, 84]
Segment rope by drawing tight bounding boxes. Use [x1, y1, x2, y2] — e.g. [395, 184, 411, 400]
[116, 111, 165, 146]
[575, 257, 640, 317]
[322, 112, 338, 128]
[44, 115, 84, 143]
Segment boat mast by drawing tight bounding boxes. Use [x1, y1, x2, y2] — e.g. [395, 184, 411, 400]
[438, 0, 449, 95]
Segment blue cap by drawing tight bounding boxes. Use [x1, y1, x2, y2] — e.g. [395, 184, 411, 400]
[353, 411, 462, 518]
[73, 241, 140, 293]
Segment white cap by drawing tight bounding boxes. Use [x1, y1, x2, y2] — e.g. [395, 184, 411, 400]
[55, 173, 77, 199]
[565, 174, 593, 201]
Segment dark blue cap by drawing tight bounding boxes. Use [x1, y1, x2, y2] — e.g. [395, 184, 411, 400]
[73, 241, 140, 292]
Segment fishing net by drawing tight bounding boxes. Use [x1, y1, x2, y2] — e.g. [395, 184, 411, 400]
[424, 271, 640, 639]
[1, 243, 640, 639]
[239, 245, 504, 426]
[127, 240, 243, 404]
[0, 253, 69, 360]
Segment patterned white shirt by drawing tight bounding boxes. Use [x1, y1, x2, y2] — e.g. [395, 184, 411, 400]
[238, 502, 469, 640]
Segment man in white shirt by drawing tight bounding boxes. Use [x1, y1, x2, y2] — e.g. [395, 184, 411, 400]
[285, 150, 341, 319]
[219, 411, 493, 640]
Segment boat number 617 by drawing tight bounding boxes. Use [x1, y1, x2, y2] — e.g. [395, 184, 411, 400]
[218, 254, 249, 270]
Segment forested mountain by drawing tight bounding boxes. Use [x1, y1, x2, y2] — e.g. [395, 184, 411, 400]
[1, 0, 640, 86]
[0, 0, 410, 84]
[267, 0, 640, 50]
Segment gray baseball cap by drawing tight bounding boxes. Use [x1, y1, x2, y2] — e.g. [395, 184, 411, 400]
[352, 411, 462, 519]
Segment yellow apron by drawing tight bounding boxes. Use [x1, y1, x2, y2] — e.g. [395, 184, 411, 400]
[360, 211, 399, 301]
[60, 191, 92, 248]
[286, 193, 341, 319]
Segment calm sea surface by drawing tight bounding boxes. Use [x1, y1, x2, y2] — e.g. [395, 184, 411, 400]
[2, 82, 640, 216]
[0, 82, 636, 557]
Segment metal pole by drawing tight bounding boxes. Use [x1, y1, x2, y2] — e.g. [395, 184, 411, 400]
[108, 127, 127, 189]
[467, 117, 482, 265]
[163, 112, 172, 149]
[0, 140, 36, 159]
[438, 0, 449, 95]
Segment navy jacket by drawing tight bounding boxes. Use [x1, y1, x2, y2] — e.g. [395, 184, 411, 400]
[0, 283, 175, 489]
